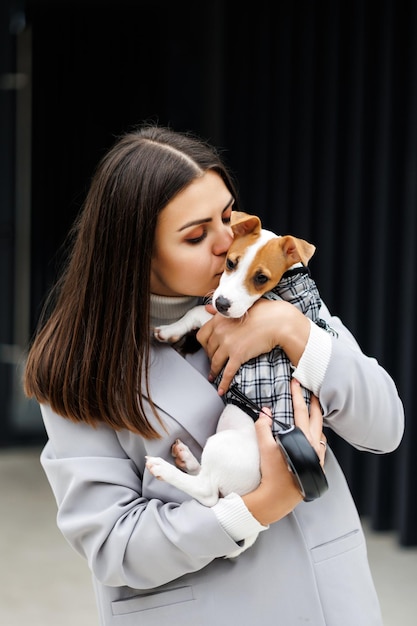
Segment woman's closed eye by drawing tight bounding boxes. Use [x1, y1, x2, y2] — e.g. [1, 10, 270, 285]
[186, 229, 207, 245]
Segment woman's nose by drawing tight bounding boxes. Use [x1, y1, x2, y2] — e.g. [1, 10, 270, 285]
[213, 227, 233, 256]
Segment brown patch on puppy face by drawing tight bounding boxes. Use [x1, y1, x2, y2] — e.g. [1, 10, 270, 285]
[243, 235, 316, 297]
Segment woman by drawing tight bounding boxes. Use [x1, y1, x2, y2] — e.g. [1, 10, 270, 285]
[24, 125, 404, 625]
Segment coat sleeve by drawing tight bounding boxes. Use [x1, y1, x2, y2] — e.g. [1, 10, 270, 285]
[40, 405, 241, 590]
[296, 305, 404, 453]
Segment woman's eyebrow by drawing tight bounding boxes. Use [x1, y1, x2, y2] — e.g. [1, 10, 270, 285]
[178, 197, 234, 231]
[178, 217, 212, 231]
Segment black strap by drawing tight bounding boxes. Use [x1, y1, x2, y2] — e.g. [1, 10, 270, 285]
[281, 264, 310, 279]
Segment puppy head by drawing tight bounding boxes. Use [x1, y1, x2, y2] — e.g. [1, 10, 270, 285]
[213, 213, 316, 318]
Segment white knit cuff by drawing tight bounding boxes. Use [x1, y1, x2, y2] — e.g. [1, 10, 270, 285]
[212, 492, 268, 541]
[292, 319, 332, 396]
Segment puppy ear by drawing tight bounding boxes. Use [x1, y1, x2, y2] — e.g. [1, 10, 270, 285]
[231, 213, 262, 237]
[230, 210, 250, 223]
[280, 236, 316, 265]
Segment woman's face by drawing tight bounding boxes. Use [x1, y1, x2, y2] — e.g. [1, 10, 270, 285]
[151, 170, 234, 297]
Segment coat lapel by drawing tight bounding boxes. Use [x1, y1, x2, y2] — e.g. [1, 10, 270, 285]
[146, 342, 225, 447]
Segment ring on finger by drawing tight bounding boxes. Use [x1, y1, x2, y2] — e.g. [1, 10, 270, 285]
[319, 440, 327, 449]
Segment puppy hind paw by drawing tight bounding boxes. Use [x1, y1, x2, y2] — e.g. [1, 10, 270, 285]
[172, 440, 201, 474]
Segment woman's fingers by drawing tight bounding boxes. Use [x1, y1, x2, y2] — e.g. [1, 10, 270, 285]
[290, 378, 311, 432]
[291, 378, 326, 467]
[309, 394, 327, 466]
[251, 406, 304, 520]
[308, 394, 324, 441]
[197, 300, 290, 394]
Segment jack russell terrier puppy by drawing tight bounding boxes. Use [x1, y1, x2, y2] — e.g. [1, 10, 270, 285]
[146, 212, 327, 557]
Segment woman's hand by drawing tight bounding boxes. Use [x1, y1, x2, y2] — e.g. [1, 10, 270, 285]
[196, 299, 311, 394]
[242, 378, 326, 525]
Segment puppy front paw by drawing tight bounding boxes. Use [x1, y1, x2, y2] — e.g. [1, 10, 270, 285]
[153, 324, 184, 344]
[153, 328, 179, 343]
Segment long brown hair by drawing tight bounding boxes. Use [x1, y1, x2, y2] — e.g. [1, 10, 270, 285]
[24, 125, 239, 438]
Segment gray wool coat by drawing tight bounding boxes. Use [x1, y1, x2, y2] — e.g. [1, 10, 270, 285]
[40, 306, 404, 626]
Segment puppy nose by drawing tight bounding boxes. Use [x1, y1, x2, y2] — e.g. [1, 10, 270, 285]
[214, 295, 231, 315]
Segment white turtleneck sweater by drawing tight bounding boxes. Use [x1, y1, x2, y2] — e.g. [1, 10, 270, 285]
[149, 294, 332, 544]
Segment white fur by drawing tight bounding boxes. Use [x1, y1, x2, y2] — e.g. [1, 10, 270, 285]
[211, 228, 277, 317]
[146, 404, 261, 558]
[154, 305, 212, 343]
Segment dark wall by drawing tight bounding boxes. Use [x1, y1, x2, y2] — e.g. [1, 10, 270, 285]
[28, 0, 226, 323]
[0, 0, 24, 444]
[1, 0, 416, 544]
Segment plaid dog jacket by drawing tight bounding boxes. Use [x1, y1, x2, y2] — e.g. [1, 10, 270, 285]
[214, 268, 324, 437]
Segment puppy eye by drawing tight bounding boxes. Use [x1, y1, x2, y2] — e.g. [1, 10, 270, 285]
[226, 258, 237, 270]
[254, 273, 269, 285]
